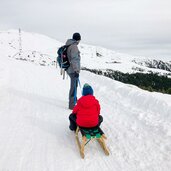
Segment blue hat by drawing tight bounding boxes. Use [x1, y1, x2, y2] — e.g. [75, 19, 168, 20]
[82, 83, 94, 96]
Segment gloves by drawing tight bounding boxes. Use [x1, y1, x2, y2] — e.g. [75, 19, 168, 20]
[74, 72, 79, 78]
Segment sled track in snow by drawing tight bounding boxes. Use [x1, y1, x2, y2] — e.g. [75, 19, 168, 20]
[0, 59, 171, 171]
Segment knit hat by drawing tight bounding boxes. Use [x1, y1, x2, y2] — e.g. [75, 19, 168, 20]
[82, 83, 94, 96]
[73, 32, 81, 41]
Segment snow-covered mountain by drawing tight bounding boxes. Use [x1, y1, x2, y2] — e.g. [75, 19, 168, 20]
[0, 29, 171, 77]
[0, 29, 171, 170]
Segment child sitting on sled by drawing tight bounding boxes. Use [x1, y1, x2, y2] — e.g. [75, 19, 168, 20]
[69, 83, 103, 131]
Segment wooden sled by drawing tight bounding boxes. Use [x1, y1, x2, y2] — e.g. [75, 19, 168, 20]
[75, 126, 109, 159]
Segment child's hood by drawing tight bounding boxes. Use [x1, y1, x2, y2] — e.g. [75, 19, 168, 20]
[78, 95, 98, 108]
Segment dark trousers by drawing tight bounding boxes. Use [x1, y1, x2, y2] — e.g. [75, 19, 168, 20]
[69, 114, 103, 131]
[68, 73, 78, 109]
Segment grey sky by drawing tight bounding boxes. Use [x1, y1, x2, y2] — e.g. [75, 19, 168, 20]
[1, 0, 171, 59]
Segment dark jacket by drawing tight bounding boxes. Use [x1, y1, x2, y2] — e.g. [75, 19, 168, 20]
[65, 39, 81, 74]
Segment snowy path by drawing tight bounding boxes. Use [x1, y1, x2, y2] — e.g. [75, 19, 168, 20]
[0, 58, 171, 171]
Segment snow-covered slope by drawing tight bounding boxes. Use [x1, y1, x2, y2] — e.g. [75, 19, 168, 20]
[0, 30, 61, 67]
[0, 30, 171, 171]
[0, 29, 171, 76]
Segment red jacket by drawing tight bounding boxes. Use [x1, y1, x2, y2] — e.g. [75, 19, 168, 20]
[72, 95, 100, 127]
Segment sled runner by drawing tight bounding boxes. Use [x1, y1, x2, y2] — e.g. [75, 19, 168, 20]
[75, 126, 109, 158]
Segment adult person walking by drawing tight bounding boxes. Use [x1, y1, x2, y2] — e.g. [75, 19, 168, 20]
[65, 33, 81, 110]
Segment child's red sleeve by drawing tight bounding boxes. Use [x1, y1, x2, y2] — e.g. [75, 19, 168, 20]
[72, 103, 79, 114]
[97, 100, 101, 115]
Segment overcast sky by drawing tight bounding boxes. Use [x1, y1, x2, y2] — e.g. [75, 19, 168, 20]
[1, 0, 171, 59]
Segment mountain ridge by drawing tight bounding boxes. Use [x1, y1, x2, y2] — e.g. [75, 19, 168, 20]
[0, 29, 171, 77]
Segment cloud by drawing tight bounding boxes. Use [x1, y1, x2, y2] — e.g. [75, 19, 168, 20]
[0, 0, 171, 59]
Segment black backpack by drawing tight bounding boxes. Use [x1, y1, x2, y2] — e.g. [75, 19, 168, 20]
[57, 45, 70, 70]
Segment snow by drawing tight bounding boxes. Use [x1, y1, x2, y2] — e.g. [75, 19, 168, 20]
[1, 29, 171, 75]
[0, 30, 171, 171]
